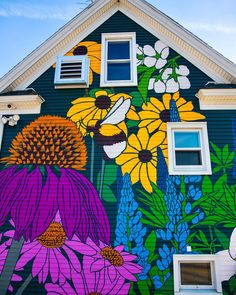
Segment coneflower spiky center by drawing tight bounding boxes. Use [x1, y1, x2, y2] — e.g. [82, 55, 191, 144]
[37, 222, 66, 248]
[100, 246, 124, 267]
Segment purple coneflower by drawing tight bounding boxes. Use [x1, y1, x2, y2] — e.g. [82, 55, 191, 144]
[0, 116, 110, 244]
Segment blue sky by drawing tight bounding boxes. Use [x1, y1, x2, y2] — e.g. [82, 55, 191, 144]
[0, 0, 236, 78]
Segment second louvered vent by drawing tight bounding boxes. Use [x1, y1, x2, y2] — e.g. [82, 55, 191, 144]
[54, 55, 90, 88]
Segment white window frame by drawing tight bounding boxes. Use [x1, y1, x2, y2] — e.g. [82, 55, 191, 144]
[54, 55, 90, 88]
[100, 32, 137, 87]
[173, 254, 222, 295]
[167, 122, 212, 175]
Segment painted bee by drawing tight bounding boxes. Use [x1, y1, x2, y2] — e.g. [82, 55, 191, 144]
[87, 97, 131, 159]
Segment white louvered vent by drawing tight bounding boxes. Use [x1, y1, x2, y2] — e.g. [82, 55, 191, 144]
[54, 55, 90, 88]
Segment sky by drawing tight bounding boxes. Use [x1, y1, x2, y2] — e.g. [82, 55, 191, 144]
[0, 0, 236, 78]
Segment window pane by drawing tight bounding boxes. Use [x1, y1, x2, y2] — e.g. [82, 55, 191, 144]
[107, 63, 131, 81]
[174, 132, 200, 148]
[108, 41, 130, 60]
[180, 263, 212, 285]
[176, 151, 202, 165]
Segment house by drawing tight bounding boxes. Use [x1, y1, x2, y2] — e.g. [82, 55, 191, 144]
[0, 0, 235, 294]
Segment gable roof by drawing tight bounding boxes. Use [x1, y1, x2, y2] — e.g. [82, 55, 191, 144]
[0, 0, 236, 93]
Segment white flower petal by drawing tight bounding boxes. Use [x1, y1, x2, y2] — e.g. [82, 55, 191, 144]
[162, 68, 173, 80]
[176, 65, 190, 75]
[155, 58, 167, 69]
[136, 45, 143, 55]
[148, 78, 155, 90]
[161, 47, 169, 59]
[154, 80, 166, 93]
[166, 78, 179, 93]
[144, 56, 157, 68]
[143, 45, 156, 56]
[154, 40, 167, 53]
[177, 76, 191, 89]
[229, 228, 236, 260]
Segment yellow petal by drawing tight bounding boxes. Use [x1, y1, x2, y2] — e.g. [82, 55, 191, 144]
[90, 56, 101, 74]
[178, 101, 194, 112]
[148, 131, 166, 150]
[67, 102, 95, 117]
[140, 164, 153, 193]
[139, 119, 155, 128]
[71, 97, 95, 105]
[127, 106, 140, 121]
[89, 68, 93, 85]
[162, 94, 172, 109]
[130, 161, 142, 184]
[139, 110, 159, 120]
[137, 128, 149, 149]
[180, 112, 205, 121]
[149, 97, 165, 111]
[176, 97, 188, 108]
[172, 92, 180, 100]
[95, 90, 108, 98]
[128, 134, 142, 151]
[117, 154, 138, 167]
[147, 120, 162, 133]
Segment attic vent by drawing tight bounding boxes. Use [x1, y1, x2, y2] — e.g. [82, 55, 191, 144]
[54, 55, 90, 88]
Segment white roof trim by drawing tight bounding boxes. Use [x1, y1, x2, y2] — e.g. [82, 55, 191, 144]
[196, 88, 236, 110]
[0, 0, 236, 92]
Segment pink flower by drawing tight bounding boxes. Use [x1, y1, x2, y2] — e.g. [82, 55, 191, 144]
[46, 256, 130, 295]
[13, 214, 82, 285]
[75, 238, 142, 282]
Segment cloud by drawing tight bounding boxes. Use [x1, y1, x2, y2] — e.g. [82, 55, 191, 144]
[0, 1, 88, 20]
[183, 22, 236, 34]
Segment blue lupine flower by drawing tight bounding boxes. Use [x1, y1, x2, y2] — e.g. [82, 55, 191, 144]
[115, 173, 150, 280]
[184, 175, 202, 183]
[157, 147, 168, 192]
[153, 275, 163, 289]
[185, 202, 192, 214]
[170, 99, 181, 122]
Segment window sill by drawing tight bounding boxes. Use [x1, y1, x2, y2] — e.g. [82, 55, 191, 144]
[175, 290, 222, 295]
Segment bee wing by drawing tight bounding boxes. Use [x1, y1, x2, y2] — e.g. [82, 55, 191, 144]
[101, 98, 131, 125]
[103, 141, 127, 159]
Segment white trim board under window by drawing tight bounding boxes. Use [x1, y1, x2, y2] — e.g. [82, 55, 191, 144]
[54, 55, 90, 88]
[167, 122, 212, 175]
[173, 254, 222, 295]
[100, 32, 137, 87]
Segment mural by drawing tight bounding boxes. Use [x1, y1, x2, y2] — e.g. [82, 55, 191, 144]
[0, 39, 235, 294]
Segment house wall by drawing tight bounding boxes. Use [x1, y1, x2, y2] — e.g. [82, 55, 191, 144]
[0, 11, 235, 295]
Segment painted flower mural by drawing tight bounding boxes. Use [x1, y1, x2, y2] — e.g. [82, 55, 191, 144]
[0, 116, 110, 243]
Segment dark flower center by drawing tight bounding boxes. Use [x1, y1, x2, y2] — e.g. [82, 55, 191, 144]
[88, 293, 102, 295]
[73, 45, 88, 55]
[37, 222, 66, 248]
[95, 95, 112, 110]
[100, 246, 124, 267]
[160, 110, 170, 122]
[138, 150, 152, 163]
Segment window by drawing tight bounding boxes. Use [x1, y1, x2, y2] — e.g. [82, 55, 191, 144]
[54, 55, 90, 88]
[173, 254, 222, 294]
[167, 122, 212, 175]
[100, 33, 137, 87]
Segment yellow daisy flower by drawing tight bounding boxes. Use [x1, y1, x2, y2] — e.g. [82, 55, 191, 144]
[67, 90, 139, 136]
[66, 41, 101, 85]
[139, 92, 205, 133]
[116, 128, 167, 193]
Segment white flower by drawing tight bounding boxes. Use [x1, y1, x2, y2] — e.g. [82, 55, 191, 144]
[137, 44, 144, 66]
[143, 41, 169, 69]
[229, 228, 236, 260]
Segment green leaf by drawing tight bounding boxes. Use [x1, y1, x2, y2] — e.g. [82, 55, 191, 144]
[210, 142, 222, 159]
[214, 228, 229, 249]
[226, 151, 235, 164]
[198, 230, 209, 245]
[202, 176, 213, 194]
[126, 120, 140, 128]
[129, 91, 145, 107]
[210, 153, 222, 165]
[213, 166, 223, 174]
[144, 230, 157, 262]
[97, 164, 117, 187]
[137, 65, 148, 74]
[229, 275, 236, 293]
[222, 144, 229, 162]
[137, 280, 151, 295]
[138, 67, 156, 103]
[102, 184, 117, 203]
[214, 174, 227, 198]
[89, 88, 113, 97]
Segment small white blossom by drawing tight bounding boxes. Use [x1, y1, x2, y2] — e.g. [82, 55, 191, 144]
[143, 40, 169, 69]
[137, 44, 144, 66]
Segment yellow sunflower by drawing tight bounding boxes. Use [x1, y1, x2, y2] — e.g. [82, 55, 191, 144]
[66, 41, 101, 85]
[67, 90, 139, 136]
[139, 92, 205, 133]
[116, 128, 167, 193]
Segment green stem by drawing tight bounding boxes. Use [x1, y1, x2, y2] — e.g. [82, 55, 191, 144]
[209, 226, 215, 253]
[16, 273, 33, 295]
[90, 138, 95, 183]
[0, 237, 24, 295]
[99, 158, 106, 199]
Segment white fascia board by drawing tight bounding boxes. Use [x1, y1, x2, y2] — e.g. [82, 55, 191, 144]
[127, 0, 236, 80]
[0, 0, 116, 92]
[196, 88, 236, 110]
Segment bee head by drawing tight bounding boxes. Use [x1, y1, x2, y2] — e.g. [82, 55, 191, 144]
[87, 119, 102, 133]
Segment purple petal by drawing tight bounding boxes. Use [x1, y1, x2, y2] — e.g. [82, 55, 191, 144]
[116, 266, 137, 281]
[117, 282, 130, 295]
[108, 265, 117, 282]
[30, 166, 58, 241]
[49, 249, 59, 283]
[11, 167, 43, 240]
[42, 255, 49, 283]
[66, 169, 110, 244]
[71, 269, 85, 295]
[66, 240, 96, 256]
[16, 244, 42, 270]
[45, 283, 67, 295]
[32, 247, 47, 277]
[91, 259, 105, 272]
[11, 274, 22, 282]
[82, 256, 96, 292]
[63, 245, 81, 273]
[114, 245, 124, 253]
[124, 262, 143, 272]
[122, 254, 138, 262]
[54, 248, 70, 280]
